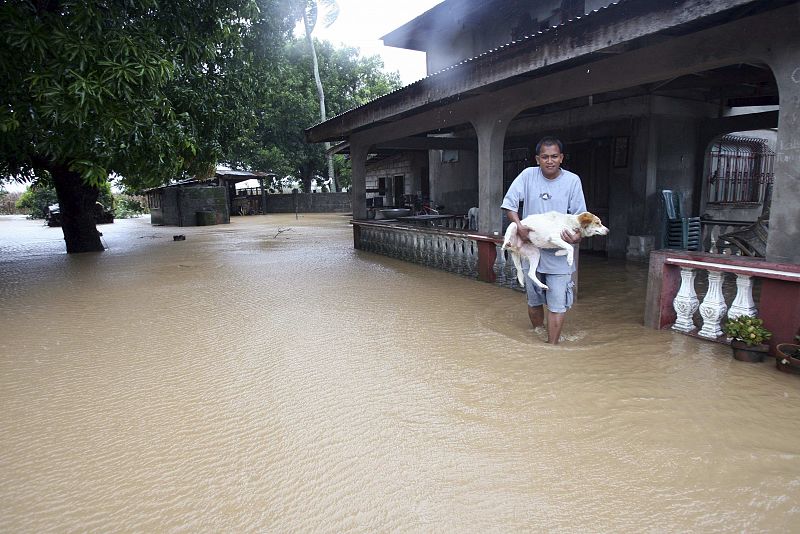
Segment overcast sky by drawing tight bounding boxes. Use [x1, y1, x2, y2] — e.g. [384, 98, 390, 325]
[307, 0, 444, 85]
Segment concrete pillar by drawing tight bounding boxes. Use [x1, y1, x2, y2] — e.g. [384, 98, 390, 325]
[766, 47, 800, 264]
[471, 112, 514, 235]
[349, 142, 369, 220]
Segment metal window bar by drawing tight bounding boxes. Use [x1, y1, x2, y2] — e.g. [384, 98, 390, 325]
[707, 135, 774, 204]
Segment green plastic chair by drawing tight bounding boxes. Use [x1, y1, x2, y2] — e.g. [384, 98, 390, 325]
[662, 190, 701, 251]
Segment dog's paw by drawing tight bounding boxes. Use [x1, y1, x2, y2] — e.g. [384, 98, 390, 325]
[540, 284, 549, 291]
[566, 255, 574, 266]
[555, 250, 568, 256]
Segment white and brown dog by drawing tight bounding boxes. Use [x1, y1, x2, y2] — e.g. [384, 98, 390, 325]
[502, 211, 609, 290]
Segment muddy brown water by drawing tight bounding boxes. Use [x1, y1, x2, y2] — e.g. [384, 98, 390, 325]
[1, 214, 799, 532]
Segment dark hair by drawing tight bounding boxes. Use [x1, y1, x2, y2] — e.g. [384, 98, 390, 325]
[535, 136, 563, 155]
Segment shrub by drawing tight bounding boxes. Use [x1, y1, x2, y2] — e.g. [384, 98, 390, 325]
[15, 185, 58, 219]
[114, 194, 148, 218]
[723, 315, 772, 346]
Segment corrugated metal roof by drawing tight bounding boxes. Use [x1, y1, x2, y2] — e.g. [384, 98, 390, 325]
[305, 0, 789, 142]
[309, 0, 624, 130]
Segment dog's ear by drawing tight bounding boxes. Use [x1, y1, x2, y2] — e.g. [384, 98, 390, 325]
[578, 212, 594, 227]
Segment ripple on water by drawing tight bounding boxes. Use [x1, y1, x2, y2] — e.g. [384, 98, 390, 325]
[1, 214, 800, 532]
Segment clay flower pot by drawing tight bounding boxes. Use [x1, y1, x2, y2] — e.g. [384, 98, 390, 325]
[776, 343, 800, 374]
[730, 339, 769, 362]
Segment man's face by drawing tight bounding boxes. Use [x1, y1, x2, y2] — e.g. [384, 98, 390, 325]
[535, 144, 563, 179]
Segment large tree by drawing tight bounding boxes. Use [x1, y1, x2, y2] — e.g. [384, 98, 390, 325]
[231, 38, 401, 192]
[0, 0, 297, 253]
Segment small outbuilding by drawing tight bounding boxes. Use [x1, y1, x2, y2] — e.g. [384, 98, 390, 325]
[146, 169, 273, 226]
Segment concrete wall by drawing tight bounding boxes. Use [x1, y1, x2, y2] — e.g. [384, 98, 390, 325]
[650, 115, 703, 248]
[151, 186, 229, 227]
[428, 148, 478, 214]
[365, 152, 428, 207]
[265, 192, 351, 213]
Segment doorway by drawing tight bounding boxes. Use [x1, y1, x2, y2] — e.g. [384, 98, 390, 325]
[563, 139, 611, 253]
[393, 175, 405, 207]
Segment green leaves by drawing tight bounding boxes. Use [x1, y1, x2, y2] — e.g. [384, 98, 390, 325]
[1, 0, 297, 191]
[723, 315, 772, 346]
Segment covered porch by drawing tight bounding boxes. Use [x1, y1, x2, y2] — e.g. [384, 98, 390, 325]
[306, 0, 800, 348]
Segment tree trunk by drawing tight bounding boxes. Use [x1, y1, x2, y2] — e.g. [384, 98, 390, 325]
[50, 165, 104, 253]
[324, 142, 337, 192]
[304, 15, 337, 192]
[300, 171, 313, 194]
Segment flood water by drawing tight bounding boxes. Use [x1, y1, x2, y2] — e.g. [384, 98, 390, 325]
[1, 213, 799, 532]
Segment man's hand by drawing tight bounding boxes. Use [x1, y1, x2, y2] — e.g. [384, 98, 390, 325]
[516, 224, 531, 242]
[561, 228, 580, 244]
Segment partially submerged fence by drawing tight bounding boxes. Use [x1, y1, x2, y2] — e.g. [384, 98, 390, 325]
[645, 250, 800, 351]
[352, 220, 526, 292]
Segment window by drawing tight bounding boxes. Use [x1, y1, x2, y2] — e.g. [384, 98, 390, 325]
[706, 135, 774, 204]
[441, 149, 459, 163]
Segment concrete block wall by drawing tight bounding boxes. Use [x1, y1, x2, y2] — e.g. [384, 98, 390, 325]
[178, 187, 229, 226]
[153, 186, 228, 226]
[266, 192, 351, 213]
[430, 149, 478, 215]
[366, 152, 427, 207]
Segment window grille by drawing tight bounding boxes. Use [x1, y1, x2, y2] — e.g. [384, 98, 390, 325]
[706, 135, 774, 204]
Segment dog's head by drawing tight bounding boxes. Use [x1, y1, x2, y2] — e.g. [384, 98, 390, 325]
[577, 212, 609, 237]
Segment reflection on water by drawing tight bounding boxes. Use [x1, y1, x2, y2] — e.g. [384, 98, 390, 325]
[1, 214, 799, 532]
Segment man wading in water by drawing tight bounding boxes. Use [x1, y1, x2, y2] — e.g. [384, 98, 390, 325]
[501, 137, 587, 344]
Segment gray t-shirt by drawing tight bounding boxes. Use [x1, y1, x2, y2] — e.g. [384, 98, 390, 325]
[500, 167, 587, 274]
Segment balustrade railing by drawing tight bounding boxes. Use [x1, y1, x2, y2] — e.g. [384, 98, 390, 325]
[352, 220, 528, 291]
[646, 250, 800, 352]
[355, 220, 480, 278]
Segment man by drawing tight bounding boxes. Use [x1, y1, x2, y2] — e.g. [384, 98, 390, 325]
[501, 137, 587, 344]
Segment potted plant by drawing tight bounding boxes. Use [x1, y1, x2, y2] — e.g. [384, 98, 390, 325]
[722, 315, 772, 362]
[776, 334, 800, 374]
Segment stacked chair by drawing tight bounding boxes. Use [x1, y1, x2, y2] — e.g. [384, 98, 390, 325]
[662, 190, 701, 251]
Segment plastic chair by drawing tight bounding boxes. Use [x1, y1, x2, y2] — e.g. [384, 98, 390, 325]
[662, 190, 701, 251]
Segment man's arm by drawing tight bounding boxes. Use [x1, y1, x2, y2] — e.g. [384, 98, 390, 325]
[503, 208, 530, 241]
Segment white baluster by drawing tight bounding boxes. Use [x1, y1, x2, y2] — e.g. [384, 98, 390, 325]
[503, 248, 516, 287]
[391, 230, 400, 257]
[493, 244, 505, 285]
[698, 270, 728, 338]
[423, 234, 432, 265]
[672, 267, 699, 332]
[465, 239, 478, 277]
[728, 274, 757, 320]
[452, 237, 464, 274]
[443, 236, 455, 272]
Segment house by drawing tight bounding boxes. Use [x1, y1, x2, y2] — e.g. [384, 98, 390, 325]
[305, 0, 800, 346]
[146, 168, 273, 226]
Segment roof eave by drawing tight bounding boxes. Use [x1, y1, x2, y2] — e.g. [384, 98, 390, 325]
[306, 0, 784, 144]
